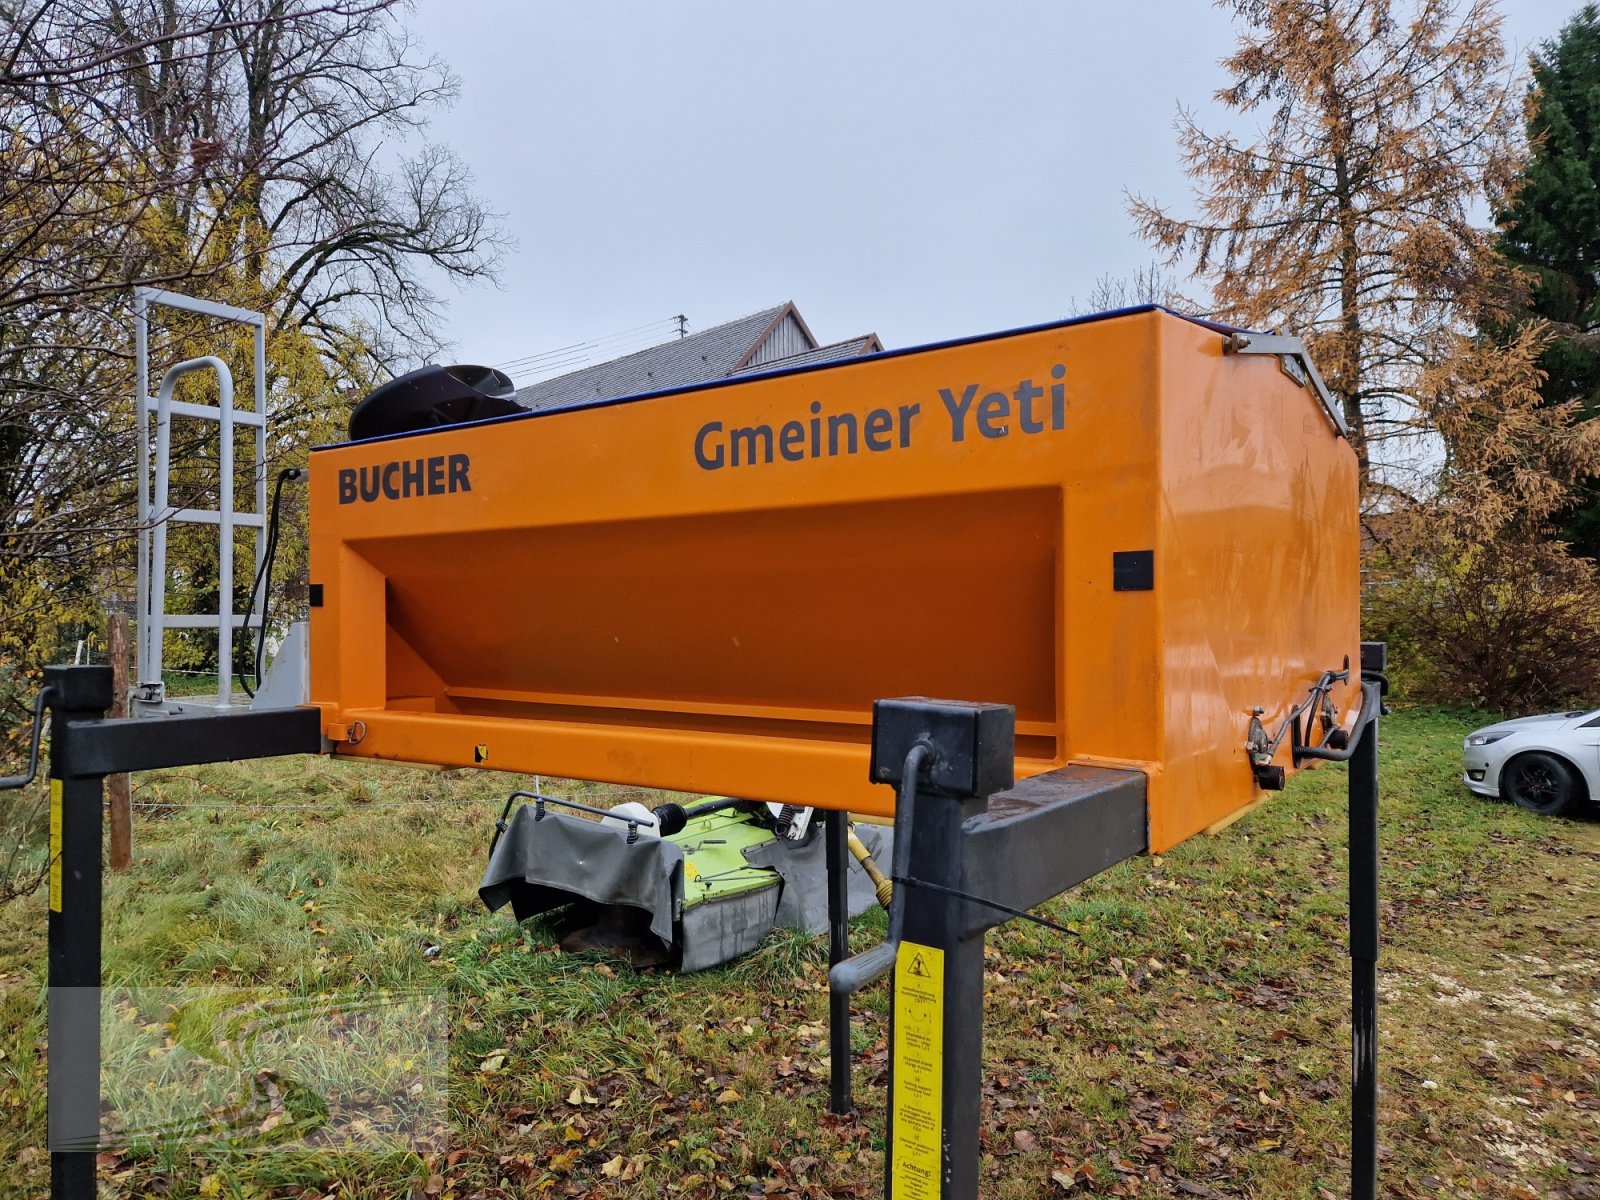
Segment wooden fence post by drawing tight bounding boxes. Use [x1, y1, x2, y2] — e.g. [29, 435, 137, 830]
[107, 613, 132, 871]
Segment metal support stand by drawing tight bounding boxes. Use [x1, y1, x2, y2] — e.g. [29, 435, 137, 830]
[46, 665, 110, 1200]
[835, 672, 1385, 1200]
[1293, 643, 1386, 1200]
[1349, 712, 1379, 1199]
[24, 658, 1383, 1200]
[1349, 652, 1383, 1200]
[832, 699, 1148, 1200]
[826, 813, 854, 1115]
[890, 782, 989, 1200]
[26, 665, 323, 1200]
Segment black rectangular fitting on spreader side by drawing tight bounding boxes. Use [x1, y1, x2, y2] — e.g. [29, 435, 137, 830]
[869, 698, 1015, 797]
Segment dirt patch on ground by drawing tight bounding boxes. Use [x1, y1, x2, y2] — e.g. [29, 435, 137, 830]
[1382, 832, 1600, 1199]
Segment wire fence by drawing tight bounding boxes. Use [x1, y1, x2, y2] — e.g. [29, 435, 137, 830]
[129, 799, 481, 811]
[127, 777, 676, 816]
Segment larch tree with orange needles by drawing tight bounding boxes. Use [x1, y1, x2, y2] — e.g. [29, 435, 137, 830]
[1129, 0, 1600, 538]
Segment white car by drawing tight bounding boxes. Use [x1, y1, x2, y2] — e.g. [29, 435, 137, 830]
[1462, 710, 1600, 817]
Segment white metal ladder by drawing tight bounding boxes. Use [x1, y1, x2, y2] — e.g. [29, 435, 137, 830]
[133, 288, 269, 713]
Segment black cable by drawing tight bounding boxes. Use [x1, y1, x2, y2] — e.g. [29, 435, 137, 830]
[488, 791, 521, 859]
[880, 742, 930, 949]
[891, 873, 1083, 940]
[237, 467, 302, 699]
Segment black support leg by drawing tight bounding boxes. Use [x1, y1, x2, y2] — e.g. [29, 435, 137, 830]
[826, 814, 854, 1116]
[46, 665, 113, 1200]
[838, 699, 1147, 1200]
[886, 790, 987, 1200]
[1349, 700, 1379, 1200]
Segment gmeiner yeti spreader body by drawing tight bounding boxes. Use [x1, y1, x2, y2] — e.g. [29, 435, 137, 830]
[24, 305, 1383, 1200]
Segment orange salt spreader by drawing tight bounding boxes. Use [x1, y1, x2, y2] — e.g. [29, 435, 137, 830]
[306, 306, 1360, 856]
[20, 305, 1375, 1200]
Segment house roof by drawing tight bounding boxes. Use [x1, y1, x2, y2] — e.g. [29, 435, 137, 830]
[513, 302, 880, 413]
[730, 334, 884, 376]
[516, 304, 790, 412]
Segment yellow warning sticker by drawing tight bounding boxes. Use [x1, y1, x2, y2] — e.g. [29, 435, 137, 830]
[891, 940, 944, 1200]
[49, 779, 62, 913]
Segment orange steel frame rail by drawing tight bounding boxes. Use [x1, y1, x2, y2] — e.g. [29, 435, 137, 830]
[308, 307, 1360, 853]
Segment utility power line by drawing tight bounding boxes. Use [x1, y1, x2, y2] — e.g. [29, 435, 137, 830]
[491, 316, 688, 381]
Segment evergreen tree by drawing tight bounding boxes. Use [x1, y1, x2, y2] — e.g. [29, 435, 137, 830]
[1497, 4, 1600, 556]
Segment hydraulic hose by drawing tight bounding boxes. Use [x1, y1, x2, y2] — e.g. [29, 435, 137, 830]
[847, 825, 894, 909]
[237, 467, 305, 699]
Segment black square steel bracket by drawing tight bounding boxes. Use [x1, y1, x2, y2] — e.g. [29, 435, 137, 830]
[42, 664, 113, 713]
[869, 697, 1015, 798]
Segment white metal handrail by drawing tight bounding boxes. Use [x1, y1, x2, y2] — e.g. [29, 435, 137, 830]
[146, 356, 235, 708]
[134, 289, 268, 713]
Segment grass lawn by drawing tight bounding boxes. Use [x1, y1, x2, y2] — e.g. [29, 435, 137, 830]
[1, 708, 1598, 1199]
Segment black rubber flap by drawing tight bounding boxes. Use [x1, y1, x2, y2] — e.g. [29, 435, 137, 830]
[348, 364, 523, 441]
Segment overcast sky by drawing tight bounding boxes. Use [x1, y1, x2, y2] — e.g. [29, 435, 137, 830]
[407, 1, 1579, 381]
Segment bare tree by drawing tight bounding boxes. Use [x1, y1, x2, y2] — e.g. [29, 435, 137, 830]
[97, 0, 509, 361]
[1068, 264, 1183, 317]
[0, 0, 508, 737]
[0, 0, 383, 86]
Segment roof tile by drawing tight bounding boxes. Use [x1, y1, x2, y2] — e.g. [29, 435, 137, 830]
[516, 304, 792, 412]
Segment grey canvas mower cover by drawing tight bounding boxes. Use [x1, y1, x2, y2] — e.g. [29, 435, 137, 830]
[478, 792, 892, 972]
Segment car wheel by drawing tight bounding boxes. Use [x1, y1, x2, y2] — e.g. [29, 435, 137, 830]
[1502, 752, 1586, 817]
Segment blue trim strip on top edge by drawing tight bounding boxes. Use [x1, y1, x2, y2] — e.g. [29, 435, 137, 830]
[312, 305, 1264, 453]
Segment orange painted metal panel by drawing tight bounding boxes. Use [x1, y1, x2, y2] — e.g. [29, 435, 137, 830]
[308, 309, 1360, 852]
